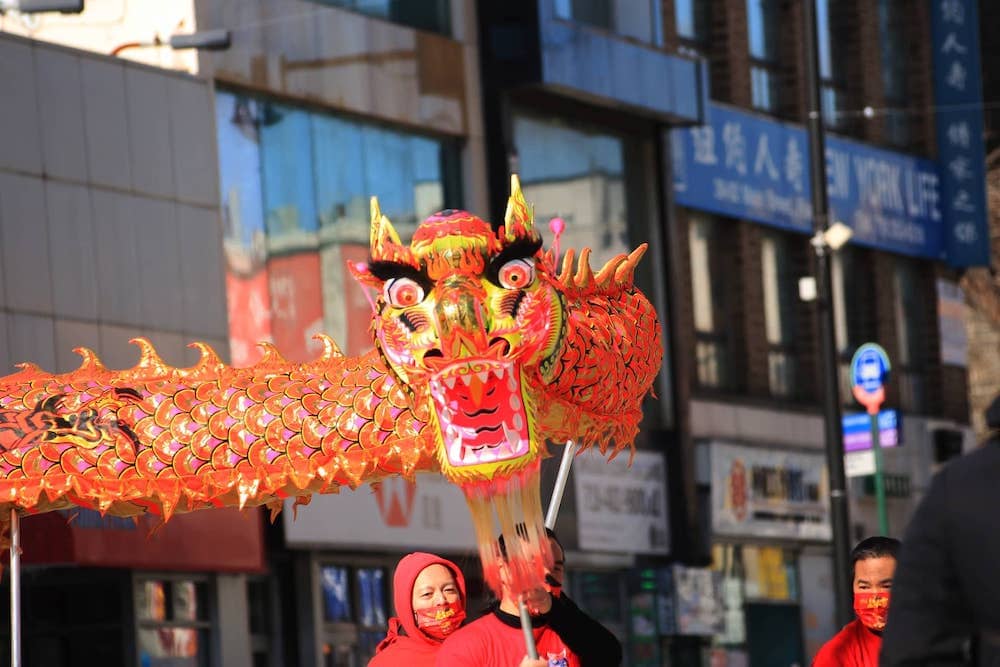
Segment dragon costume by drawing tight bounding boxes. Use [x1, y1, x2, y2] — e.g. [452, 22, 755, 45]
[0, 176, 662, 597]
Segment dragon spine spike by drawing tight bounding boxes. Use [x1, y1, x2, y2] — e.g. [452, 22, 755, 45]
[312, 333, 344, 360]
[503, 174, 534, 241]
[594, 254, 628, 288]
[574, 247, 595, 287]
[369, 196, 402, 259]
[558, 247, 576, 283]
[615, 244, 648, 285]
[178, 342, 225, 380]
[72, 347, 106, 372]
[120, 337, 171, 380]
[255, 341, 288, 366]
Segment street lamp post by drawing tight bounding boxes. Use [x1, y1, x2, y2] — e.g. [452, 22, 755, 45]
[802, 0, 853, 628]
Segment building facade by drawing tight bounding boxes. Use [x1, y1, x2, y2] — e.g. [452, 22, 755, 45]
[0, 0, 991, 665]
[0, 30, 268, 667]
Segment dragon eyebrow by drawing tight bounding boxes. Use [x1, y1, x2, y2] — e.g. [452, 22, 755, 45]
[366, 261, 433, 292]
[487, 237, 543, 285]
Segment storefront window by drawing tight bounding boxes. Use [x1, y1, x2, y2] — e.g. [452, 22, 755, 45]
[675, 0, 710, 45]
[832, 247, 877, 405]
[512, 112, 629, 269]
[746, 0, 780, 113]
[306, 0, 452, 36]
[320, 563, 389, 666]
[761, 232, 797, 397]
[879, 0, 909, 147]
[215, 89, 458, 366]
[553, 0, 663, 46]
[247, 577, 275, 667]
[711, 544, 803, 664]
[894, 258, 928, 412]
[572, 571, 627, 641]
[817, 0, 848, 130]
[689, 213, 736, 390]
[135, 577, 212, 667]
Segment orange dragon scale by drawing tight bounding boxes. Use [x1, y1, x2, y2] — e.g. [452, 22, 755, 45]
[0, 175, 662, 596]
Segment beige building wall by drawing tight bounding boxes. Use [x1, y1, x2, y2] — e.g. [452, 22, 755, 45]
[0, 0, 199, 72]
[0, 1, 487, 208]
[0, 32, 228, 376]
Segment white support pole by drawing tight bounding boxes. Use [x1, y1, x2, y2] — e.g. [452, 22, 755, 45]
[521, 440, 579, 660]
[10, 508, 20, 667]
[519, 598, 539, 660]
[545, 440, 577, 530]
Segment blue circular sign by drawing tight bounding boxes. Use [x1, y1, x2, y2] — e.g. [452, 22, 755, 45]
[850, 343, 891, 395]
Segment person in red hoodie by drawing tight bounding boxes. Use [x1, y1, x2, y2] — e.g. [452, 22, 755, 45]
[812, 536, 900, 667]
[368, 552, 468, 667]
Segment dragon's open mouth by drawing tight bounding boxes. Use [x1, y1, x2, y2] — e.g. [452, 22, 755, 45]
[429, 359, 531, 467]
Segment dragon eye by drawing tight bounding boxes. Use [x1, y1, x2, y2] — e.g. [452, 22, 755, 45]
[384, 278, 425, 308]
[498, 258, 535, 289]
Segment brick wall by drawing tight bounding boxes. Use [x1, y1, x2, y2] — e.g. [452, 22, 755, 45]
[707, 0, 751, 107]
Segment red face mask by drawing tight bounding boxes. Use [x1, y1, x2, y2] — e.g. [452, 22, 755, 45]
[414, 599, 466, 640]
[853, 591, 890, 631]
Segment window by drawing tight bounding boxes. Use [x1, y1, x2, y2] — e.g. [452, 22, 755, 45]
[512, 113, 629, 269]
[215, 89, 459, 367]
[319, 564, 389, 666]
[878, 0, 909, 147]
[675, 0, 710, 45]
[689, 213, 736, 390]
[832, 247, 877, 404]
[307, 0, 451, 36]
[817, 0, 848, 129]
[553, 0, 663, 45]
[135, 577, 212, 667]
[746, 0, 780, 112]
[247, 577, 275, 667]
[761, 232, 797, 397]
[894, 259, 927, 412]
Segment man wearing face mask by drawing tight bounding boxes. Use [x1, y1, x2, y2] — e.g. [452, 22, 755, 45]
[813, 536, 899, 667]
[435, 528, 622, 667]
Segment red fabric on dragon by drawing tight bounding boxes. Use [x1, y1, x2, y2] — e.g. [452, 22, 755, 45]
[0, 175, 662, 598]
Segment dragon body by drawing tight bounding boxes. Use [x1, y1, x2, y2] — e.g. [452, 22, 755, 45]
[0, 176, 662, 596]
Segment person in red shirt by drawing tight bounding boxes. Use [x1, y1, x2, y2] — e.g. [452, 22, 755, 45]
[435, 528, 621, 667]
[813, 536, 900, 667]
[368, 552, 467, 667]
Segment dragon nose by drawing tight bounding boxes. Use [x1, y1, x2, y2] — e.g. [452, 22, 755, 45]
[434, 285, 489, 357]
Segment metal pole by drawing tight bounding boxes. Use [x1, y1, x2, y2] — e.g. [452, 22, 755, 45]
[802, 0, 853, 628]
[519, 599, 539, 660]
[10, 508, 20, 667]
[518, 440, 579, 660]
[870, 411, 889, 535]
[545, 441, 577, 530]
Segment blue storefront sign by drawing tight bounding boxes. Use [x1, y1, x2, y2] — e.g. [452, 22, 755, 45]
[671, 101, 985, 266]
[843, 410, 900, 453]
[931, 0, 989, 267]
[672, 104, 943, 259]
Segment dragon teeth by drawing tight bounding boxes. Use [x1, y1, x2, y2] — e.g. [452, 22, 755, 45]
[502, 421, 519, 449]
[493, 367, 505, 380]
[477, 371, 489, 384]
[460, 374, 473, 386]
[444, 376, 457, 390]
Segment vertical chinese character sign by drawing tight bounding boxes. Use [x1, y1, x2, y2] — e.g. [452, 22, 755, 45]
[931, 0, 990, 267]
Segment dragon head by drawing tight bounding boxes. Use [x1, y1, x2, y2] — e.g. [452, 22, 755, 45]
[351, 176, 563, 485]
[351, 176, 566, 595]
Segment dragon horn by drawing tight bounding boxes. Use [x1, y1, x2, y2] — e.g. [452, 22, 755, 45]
[503, 174, 535, 242]
[369, 196, 403, 261]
